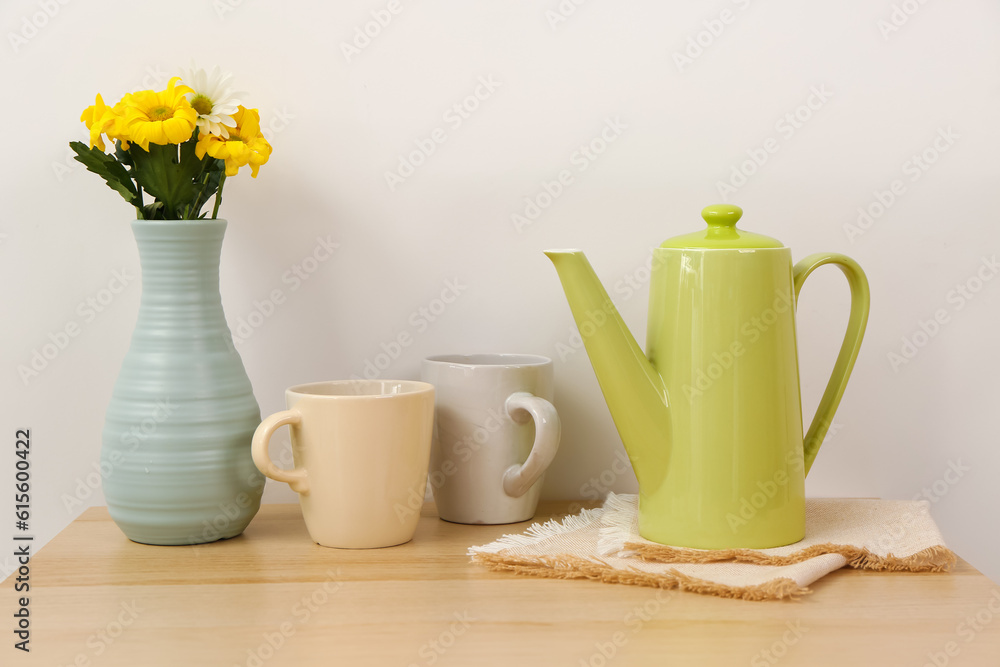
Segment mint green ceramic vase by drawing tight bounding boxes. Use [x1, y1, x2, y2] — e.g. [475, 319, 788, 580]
[100, 219, 264, 546]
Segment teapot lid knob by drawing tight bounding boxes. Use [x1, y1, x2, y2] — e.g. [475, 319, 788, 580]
[660, 204, 783, 249]
[701, 204, 743, 228]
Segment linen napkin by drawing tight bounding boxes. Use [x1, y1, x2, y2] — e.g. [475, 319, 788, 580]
[469, 493, 955, 601]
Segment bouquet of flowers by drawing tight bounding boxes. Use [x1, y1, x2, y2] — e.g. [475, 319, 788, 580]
[71, 66, 272, 220]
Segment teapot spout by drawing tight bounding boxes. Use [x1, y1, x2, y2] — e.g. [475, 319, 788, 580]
[544, 250, 670, 489]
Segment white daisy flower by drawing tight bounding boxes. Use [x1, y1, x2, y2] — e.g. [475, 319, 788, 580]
[178, 64, 246, 139]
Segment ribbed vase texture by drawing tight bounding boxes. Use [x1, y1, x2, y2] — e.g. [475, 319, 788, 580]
[100, 219, 264, 545]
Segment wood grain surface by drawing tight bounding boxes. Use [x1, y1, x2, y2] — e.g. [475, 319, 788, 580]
[6, 501, 1000, 666]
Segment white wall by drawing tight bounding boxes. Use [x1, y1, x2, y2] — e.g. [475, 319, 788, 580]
[2, 0, 998, 582]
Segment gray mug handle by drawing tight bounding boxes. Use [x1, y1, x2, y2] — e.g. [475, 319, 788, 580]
[502, 392, 561, 498]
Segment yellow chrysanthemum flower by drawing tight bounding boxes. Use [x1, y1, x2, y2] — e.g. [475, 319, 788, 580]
[123, 77, 197, 151]
[195, 106, 272, 177]
[109, 100, 132, 149]
[80, 94, 129, 152]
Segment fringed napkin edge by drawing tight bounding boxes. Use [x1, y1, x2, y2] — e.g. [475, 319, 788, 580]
[470, 550, 813, 601]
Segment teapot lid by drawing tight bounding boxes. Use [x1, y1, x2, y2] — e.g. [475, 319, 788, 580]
[660, 205, 784, 250]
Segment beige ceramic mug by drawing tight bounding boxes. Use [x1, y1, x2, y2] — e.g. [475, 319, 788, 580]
[252, 380, 435, 548]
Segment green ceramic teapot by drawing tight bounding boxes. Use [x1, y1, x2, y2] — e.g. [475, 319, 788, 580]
[546, 204, 870, 549]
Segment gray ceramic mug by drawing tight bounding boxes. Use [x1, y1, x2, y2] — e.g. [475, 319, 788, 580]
[421, 354, 561, 524]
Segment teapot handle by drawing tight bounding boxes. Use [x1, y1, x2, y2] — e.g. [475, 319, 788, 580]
[793, 253, 870, 476]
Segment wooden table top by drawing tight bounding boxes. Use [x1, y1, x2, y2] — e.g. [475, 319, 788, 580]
[7, 501, 1000, 666]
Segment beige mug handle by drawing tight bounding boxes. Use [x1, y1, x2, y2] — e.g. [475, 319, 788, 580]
[252, 409, 309, 494]
[502, 392, 561, 498]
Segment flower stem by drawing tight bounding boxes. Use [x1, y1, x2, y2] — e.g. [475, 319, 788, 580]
[212, 173, 226, 219]
[135, 183, 145, 219]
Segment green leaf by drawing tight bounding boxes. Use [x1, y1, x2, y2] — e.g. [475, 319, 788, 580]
[142, 201, 164, 220]
[178, 136, 201, 173]
[114, 140, 134, 167]
[129, 143, 200, 220]
[70, 142, 137, 204]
